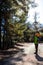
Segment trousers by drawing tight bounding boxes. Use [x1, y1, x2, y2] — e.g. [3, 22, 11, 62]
[35, 44, 38, 54]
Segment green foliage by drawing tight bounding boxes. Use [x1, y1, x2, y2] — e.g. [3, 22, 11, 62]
[7, 17, 27, 42]
[0, 0, 35, 49]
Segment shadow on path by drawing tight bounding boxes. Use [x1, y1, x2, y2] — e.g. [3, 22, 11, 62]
[0, 48, 24, 65]
[35, 54, 43, 61]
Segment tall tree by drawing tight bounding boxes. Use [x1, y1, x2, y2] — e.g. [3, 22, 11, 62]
[33, 12, 40, 31]
[0, 0, 34, 49]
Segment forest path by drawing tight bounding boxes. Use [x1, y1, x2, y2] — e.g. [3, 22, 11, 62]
[0, 43, 43, 65]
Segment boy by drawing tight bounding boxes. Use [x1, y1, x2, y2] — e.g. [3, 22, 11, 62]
[34, 32, 40, 54]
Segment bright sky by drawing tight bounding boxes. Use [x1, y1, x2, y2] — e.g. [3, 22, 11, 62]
[26, 0, 43, 24]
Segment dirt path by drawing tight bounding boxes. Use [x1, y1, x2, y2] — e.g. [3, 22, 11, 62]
[0, 43, 43, 65]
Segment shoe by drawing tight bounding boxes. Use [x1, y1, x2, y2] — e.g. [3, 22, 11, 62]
[34, 52, 36, 54]
[34, 52, 37, 55]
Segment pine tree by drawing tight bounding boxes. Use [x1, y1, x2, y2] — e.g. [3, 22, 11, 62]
[0, 0, 32, 49]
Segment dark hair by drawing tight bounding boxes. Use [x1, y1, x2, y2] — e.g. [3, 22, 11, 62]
[36, 31, 39, 33]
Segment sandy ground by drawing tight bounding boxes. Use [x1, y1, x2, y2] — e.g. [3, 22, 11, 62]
[0, 43, 43, 65]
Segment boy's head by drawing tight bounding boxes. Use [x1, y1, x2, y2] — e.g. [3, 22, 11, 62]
[35, 31, 40, 37]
